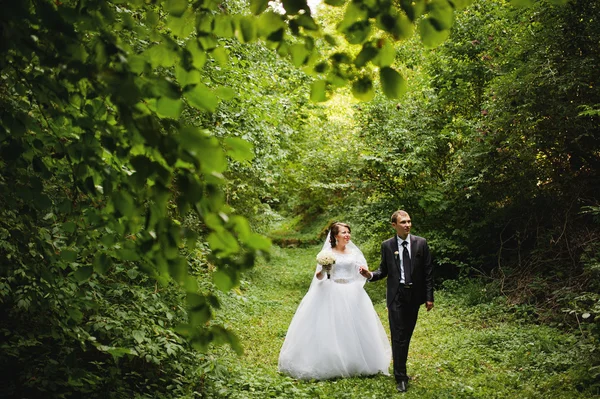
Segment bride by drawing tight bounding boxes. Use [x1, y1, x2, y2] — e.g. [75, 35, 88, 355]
[278, 222, 392, 380]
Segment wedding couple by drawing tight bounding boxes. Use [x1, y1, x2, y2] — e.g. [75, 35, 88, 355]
[278, 210, 434, 393]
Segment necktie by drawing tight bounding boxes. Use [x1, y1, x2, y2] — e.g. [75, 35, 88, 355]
[402, 241, 412, 285]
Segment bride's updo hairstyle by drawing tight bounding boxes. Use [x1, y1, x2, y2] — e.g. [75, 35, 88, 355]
[329, 222, 351, 249]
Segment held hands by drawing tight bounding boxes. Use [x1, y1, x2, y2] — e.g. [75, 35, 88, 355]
[358, 266, 372, 280]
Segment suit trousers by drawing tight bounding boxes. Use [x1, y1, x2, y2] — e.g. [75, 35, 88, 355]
[388, 286, 421, 383]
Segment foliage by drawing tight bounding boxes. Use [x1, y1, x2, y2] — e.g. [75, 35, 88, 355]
[0, 251, 206, 398]
[1, 0, 596, 396]
[0, 0, 269, 395]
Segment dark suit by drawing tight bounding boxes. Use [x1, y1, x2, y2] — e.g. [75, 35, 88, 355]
[369, 234, 434, 383]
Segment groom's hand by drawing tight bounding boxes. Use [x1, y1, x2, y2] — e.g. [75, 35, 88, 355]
[358, 266, 372, 280]
[426, 301, 434, 311]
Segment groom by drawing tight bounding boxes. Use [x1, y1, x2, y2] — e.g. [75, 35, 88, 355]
[359, 210, 434, 393]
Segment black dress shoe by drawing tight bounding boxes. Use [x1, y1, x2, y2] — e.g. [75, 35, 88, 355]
[396, 380, 407, 393]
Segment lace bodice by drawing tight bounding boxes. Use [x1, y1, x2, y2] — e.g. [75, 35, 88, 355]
[318, 249, 367, 283]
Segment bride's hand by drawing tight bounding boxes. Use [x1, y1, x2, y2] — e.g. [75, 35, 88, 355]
[358, 266, 371, 279]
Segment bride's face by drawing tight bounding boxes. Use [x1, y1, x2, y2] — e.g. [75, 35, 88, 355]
[335, 227, 351, 246]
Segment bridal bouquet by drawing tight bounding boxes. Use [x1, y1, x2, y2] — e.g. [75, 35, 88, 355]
[316, 251, 336, 279]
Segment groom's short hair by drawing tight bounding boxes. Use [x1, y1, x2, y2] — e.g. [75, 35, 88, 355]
[391, 210, 409, 223]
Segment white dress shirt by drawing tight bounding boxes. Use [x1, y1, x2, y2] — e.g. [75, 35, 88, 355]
[396, 234, 411, 284]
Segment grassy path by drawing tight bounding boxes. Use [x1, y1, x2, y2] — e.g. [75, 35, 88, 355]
[208, 245, 597, 398]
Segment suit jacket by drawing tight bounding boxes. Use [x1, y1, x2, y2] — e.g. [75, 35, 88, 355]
[370, 234, 434, 307]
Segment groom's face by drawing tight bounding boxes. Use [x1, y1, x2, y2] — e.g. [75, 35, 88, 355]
[392, 214, 412, 239]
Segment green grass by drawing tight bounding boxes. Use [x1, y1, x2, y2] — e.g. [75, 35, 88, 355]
[203, 245, 599, 398]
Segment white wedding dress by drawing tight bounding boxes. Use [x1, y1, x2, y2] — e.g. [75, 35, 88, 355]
[278, 248, 392, 380]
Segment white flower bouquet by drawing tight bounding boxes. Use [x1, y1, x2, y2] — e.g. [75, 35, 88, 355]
[316, 251, 336, 279]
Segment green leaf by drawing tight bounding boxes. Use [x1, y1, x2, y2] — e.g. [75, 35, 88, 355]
[175, 65, 201, 87]
[427, 0, 454, 31]
[179, 127, 209, 150]
[152, 77, 180, 99]
[290, 43, 310, 66]
[186, 40, 207, 69]
[351, 76, 375, 101]
[201, 148, 227, 175]
[127, 268, 139, 279]
[324, 0, 346, 5]
[354, 45, 378, 68]
[98, 346, 134, 359]
[372, 39, 396, 67]
[324, 34, 337, 46]
[313, 61, 328, 74]
[203, 212, 223, 231]
[167, 9, 196, 38]
[250, 0, 269, 15]
[215, 86, 236, 100]
[294, 15, 319, 31]
[93, 253, 112, 275]
[169, 258, 187, 284]
[174, 323, 194, 337]
[74, 266, 93, 282]
[166, 0, 188, 17]
[187, 293, 211, 325]
[339, 0, 368, 27]
[183, 275, 199, 292]
[210, 47, 229, 67]
[157, 97, 184, 119]
[118, 249, 140, 261]
[310, 80, 328, 102]
[61, 249, 78, 262]
[208, 230, 240, 254]
[377, 11, 413, 40]
[213, 269, 235, 291]
[132, 330, 145, 344]
[145, 9, 159, 27]
[400, 0, 426, 21]
[258, 12, 287, 38]
[179, 127, 227, 173]
[62, 221, 76, 233]
[246, 233, 272, 251]
[198, 35, 218, 51]
[230, 216, 251, 240]
[187, 292, 207, 309]
[281, 0, 308, 15]
[236, 16, 257, 43]
[113, 191, 134, 216]
[224, 137, 254, 162]
[213, 15, 235, 38]
[343, 21, 371, 45]
[211, 325, 243, 355]
[128, 54, 147, 74]
[67, 308, 83, 323]
[145, 44, 177, 68]
[184, 84, 219, 112]
[419, 18, 451, 48]
[380, 67, 407, 99]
